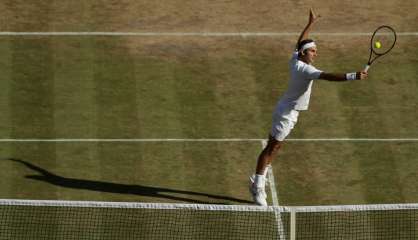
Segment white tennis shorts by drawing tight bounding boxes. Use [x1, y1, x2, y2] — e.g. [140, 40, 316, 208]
[270, 104, 299, 141]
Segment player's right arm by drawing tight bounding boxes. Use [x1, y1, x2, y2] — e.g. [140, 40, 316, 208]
[318, 71, 368, 81]
[296, 8, 321, 49]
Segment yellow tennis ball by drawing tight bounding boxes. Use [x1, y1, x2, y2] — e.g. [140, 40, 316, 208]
[374, 41, 382, 49]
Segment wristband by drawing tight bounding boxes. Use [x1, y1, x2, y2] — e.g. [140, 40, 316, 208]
[345, 72, 357, 81]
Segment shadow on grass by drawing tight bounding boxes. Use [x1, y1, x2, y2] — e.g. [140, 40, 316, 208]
[6, 158, 252, 205]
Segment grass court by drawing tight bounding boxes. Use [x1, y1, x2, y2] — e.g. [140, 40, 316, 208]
[0, 0, 417, 210]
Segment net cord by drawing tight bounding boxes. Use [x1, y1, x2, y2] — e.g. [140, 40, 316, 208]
[0, 199, 417, 213]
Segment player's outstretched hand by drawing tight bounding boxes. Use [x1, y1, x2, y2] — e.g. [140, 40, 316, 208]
[309, 8, 321, 23]
[358, 71, 368, 80]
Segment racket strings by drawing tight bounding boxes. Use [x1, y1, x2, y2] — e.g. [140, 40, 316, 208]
[371, 27, 396, 55]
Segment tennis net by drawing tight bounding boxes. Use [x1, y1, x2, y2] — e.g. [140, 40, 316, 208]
[0, 199, 417, 240]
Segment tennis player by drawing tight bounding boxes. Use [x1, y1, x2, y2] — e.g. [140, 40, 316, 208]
[250, 8, 368, 206]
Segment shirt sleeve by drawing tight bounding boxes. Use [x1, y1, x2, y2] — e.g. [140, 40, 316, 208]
[302, 64, 323, 80]
[291, 51, 298, 60]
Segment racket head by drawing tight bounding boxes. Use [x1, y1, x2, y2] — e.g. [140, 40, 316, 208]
[371, 25, 397, 56]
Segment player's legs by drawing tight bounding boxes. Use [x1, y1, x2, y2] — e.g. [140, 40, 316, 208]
[250, 137, 284, 207]
[250, 107, 298, 206]
[256, 135, 282, 175]
[255, 109, 296, 178]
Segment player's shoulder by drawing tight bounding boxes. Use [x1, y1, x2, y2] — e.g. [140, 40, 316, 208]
[289, 51, 299, 66]
[293, 58, 309, 69]
[293, 60, 321, 77]
[291, 51, 298, 60]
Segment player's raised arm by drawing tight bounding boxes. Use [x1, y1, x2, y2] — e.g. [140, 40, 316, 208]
[296, 8, 321, 50]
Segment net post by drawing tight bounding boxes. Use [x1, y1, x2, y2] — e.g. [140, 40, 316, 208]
[290, 208, 296, 240]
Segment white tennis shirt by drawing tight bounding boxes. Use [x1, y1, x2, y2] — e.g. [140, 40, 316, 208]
[278, 51, 323, 111]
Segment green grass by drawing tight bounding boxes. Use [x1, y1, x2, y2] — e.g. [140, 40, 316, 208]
[1, 142, 259, 204]
[0, 3, 417, 240]
[0, 36, 417, 206]
[0, 32, 417, 239]
[277, 142, 418, 205]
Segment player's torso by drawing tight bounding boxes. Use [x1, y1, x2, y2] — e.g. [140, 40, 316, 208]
[278, 59, 315, 110]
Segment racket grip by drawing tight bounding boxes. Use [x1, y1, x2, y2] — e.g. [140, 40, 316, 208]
[363, 65, 370, 72]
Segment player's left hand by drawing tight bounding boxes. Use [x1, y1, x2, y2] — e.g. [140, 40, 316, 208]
[309, 8, 321, 23]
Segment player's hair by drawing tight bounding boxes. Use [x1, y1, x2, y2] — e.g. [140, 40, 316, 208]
[297, 39, 315, 56]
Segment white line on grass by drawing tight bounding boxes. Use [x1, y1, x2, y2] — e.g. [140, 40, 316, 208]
[260, 140, 285, 240]
[0, 32, 417, 37]
[0, 138, 418, 142]
[261, 140, 279, 206]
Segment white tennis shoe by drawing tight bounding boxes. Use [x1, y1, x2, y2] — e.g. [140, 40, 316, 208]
[249, 179, 267, 206]
[249, 174, 269, 187]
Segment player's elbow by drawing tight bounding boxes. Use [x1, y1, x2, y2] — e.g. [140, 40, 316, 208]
[318, 72, 333, 81]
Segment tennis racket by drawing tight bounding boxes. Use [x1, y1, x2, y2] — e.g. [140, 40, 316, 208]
[364, 25, 397, 72]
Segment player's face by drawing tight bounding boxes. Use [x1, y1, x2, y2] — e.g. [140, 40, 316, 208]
[305, 47, 317, 64]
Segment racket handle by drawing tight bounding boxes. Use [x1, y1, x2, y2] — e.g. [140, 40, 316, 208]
[363, 65, 370, 72]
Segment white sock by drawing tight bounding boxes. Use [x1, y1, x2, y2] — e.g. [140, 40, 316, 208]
[254, 174, 265, 188]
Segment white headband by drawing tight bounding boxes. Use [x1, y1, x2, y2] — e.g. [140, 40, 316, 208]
[300, 42, 316, 52]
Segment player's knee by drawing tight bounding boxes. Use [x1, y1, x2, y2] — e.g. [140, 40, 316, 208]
[271, 142, 282, 153]
[266, 140, 282, 155]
